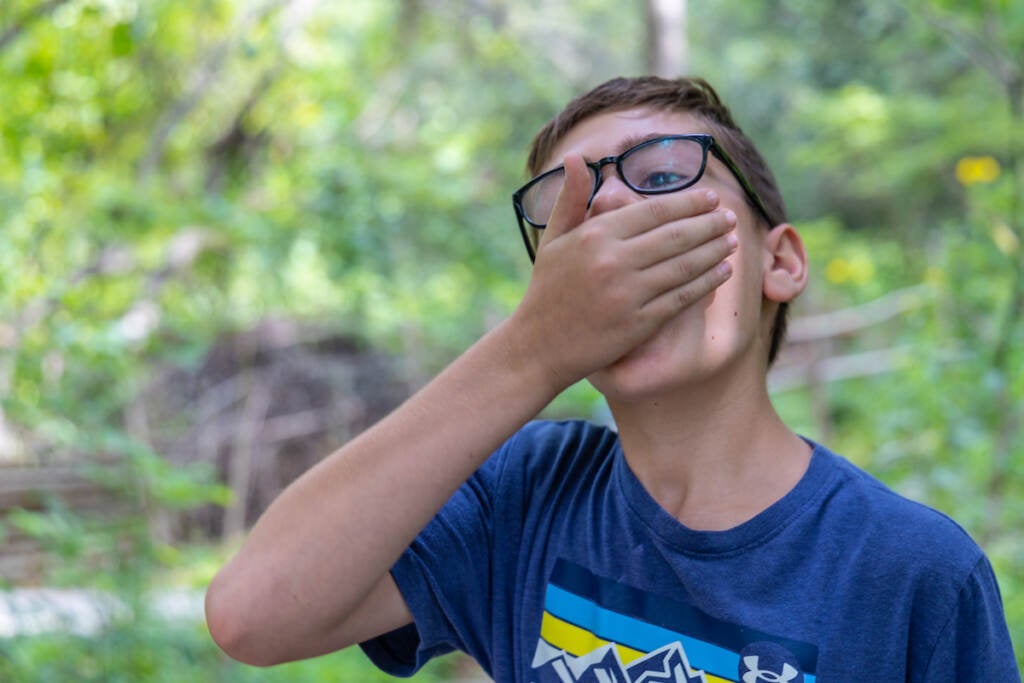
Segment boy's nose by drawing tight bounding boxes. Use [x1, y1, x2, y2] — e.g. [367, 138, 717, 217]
[587, 171, 641, 218]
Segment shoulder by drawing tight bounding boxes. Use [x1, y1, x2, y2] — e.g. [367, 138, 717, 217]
[508, 419, 619, 458]
[813, 442, 985, 582]
[486, 419, 620, 488]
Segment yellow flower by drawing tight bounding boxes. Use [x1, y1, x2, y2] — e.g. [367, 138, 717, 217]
[826, 258, 853, 284]
[826, 255, 875, 285]
[847, 254, 875, 284]
[955, 156, 1001, 185]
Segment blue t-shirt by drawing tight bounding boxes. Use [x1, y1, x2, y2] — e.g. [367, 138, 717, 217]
[361, 420, 1019, 682]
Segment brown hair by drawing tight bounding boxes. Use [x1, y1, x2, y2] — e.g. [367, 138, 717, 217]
[526, 75, 791, 365]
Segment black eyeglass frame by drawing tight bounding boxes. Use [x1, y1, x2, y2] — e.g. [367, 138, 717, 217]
[511, 133, 775, 262]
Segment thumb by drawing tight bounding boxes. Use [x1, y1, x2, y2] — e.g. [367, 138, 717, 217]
[537, 153, 591, 251]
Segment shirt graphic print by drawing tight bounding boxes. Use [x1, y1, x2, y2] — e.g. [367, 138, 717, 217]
[531, 559, 818, 683]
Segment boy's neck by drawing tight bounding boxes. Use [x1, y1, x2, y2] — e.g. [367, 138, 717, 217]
[608, 372, 812, 532]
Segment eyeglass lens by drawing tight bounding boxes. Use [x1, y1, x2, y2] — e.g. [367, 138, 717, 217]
[519, 137, 707, 227]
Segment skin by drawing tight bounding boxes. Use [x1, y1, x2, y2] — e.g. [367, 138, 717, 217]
[204, 106, 810, 667]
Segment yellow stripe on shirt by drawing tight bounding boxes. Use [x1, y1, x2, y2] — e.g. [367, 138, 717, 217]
[538, 611, 736, 683]
[540, 611, 646, 664]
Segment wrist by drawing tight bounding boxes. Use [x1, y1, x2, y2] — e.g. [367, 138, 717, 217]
[488, 314, 573, 403]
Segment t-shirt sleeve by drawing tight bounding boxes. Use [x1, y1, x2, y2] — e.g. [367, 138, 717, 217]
[359, 431, 521, 677]
[915, 555, 1020, 682]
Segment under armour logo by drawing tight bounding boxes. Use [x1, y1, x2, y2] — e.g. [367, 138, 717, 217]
[741, 656, 799, 683]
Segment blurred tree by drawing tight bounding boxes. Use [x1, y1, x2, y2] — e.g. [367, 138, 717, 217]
[0, 0, 1020, 672]
[644, 0, 688, 76]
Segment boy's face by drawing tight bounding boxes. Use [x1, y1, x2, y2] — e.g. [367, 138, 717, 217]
[538, 107, 799, 401]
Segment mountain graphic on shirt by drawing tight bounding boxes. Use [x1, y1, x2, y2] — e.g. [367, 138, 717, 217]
[532, 639, 708, 683]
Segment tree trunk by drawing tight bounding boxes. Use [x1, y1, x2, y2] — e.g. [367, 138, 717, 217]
[644, 0, 687, 77]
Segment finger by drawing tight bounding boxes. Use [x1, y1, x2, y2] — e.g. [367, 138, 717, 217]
[641, 259, 734, 317]
[626, 208, 737, 269]
[605, 188, 720, 240]
[539, 154, 591, 249]
[639, 230, 738, 303]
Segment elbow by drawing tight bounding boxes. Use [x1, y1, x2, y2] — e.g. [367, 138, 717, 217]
[205, 570, 286, 667]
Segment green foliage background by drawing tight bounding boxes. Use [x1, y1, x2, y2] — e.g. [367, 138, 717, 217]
[0, 0, 1021, 678]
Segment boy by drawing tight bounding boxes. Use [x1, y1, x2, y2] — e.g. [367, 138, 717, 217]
[205, 76, 1019, 682]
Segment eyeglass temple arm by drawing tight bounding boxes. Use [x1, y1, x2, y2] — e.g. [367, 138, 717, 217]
[709, 144, 775, 227]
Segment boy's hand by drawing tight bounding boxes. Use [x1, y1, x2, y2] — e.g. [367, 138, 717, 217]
[512, 152, 738, 391]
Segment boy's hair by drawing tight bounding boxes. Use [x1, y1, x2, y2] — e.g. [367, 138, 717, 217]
[526, 76, 790, 365]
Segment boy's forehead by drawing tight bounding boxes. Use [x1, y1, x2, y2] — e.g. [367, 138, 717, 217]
[542, 107, 708, 170]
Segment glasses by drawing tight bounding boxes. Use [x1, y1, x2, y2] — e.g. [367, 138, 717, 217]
[512, 134, 774, 262]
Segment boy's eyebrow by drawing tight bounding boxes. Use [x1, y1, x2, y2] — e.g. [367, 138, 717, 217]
[614, 132, 687, 155]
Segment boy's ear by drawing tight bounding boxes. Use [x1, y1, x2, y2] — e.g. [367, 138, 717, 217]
[763, 223, 808, 303]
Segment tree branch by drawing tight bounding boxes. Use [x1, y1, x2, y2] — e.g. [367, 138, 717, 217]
[768, 345, 970, 393]
[785, 284, 934, 343]
[138, 0, 290, 179]
[0, 0, 70, 54]
[204, 68, 277, 192]
[222, 374, 270, 540]
[912, 3, 1021, 90]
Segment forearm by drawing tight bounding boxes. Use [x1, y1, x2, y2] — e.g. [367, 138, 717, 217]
[205, 318, 562, 662]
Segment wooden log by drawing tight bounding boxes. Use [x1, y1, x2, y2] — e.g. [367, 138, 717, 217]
[0, 464, 140, 584]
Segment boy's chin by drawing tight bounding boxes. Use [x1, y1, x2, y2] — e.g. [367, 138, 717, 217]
[587, 335, 753, 405]
[587, 355, 711, 405]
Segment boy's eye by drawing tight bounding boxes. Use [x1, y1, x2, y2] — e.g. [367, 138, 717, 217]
[636, 169, 690, 190]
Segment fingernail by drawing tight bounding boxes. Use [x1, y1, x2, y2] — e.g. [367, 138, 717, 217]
[719, 261, 733, 277]
[726, 232, 739, 250]
[705, 190, 718, 203]
[724, 210, 737, 225]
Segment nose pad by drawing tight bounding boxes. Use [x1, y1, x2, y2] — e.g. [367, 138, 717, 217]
[587, 173, 638, 217]
[585, 175, 605, 211]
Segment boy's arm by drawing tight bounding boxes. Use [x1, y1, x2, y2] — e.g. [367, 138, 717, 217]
[204, 156, 739, 666]
[205, 317, 566, 665]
